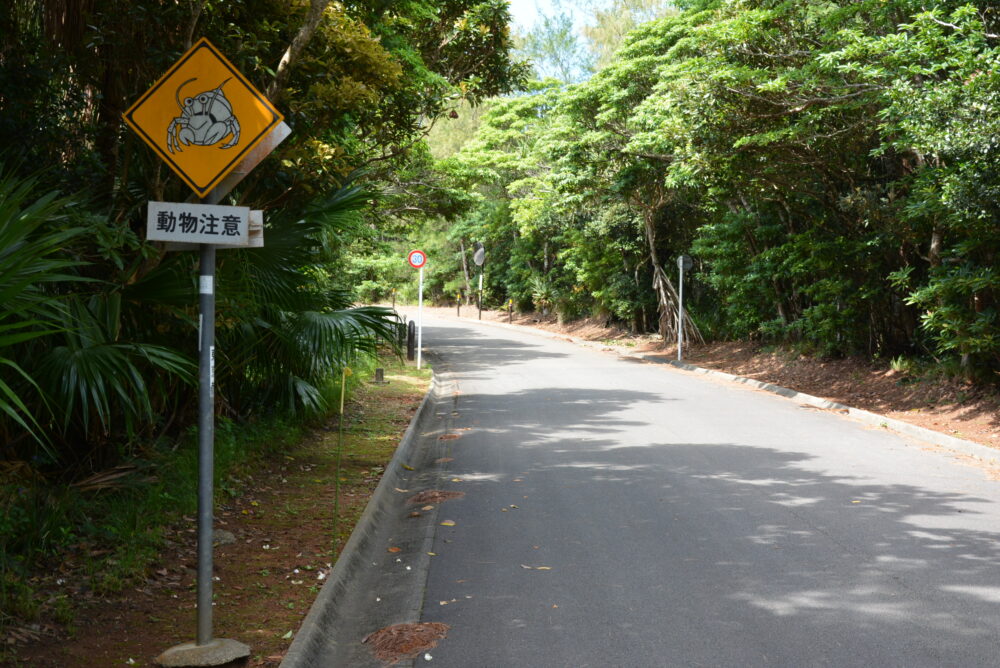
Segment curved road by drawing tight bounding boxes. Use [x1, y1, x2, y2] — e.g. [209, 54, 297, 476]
[321, 314, 1000, 667]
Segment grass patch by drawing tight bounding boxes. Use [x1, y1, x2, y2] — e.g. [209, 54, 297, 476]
[0, 353, 424, 660]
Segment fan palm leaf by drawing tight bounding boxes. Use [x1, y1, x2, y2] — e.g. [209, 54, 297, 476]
[33, 295, 196, 450]
[212, 180, 400, 415]
[0, 166, 89, 452]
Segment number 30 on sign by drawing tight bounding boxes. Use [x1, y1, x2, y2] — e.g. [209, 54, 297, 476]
[408, 250, 426, 269]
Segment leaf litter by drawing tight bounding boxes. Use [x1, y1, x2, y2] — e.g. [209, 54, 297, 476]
[407, 490, 465, 505]
[362, 622, 450, 665]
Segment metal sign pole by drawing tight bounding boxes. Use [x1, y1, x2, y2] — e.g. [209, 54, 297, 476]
[472, 243, 485, 321]
[677, 260, 684, 361]
[677, 256, 690, 361]
[197, 240, 216, 645]
[417, 266, 424, 369]
[196, 185, 224, 647]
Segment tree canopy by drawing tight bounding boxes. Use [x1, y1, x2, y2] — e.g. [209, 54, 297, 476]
[0, 0, 527, 469]
[424, 0, 999, 378]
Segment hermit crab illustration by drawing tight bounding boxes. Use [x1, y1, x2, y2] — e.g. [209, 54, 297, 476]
[166, 78, 240, 153]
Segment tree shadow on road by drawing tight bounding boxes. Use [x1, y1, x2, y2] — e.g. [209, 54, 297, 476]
[432, 425, 1000, 665]
[418, 320, 1000, 664]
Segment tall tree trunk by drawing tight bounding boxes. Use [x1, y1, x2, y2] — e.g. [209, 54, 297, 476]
[459, 238, 472, 303]
[267, 0, 331, 102]
[928, 225, 943, 268]
[631, 259, 642, 334]
[184, 0, 208, 50]
[642, 212, 703, 344]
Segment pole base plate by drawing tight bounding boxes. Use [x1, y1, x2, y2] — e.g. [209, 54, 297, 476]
[155, 638, 251, 667]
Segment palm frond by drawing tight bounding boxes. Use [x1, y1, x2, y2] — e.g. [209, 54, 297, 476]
[34, 295, 195, 444]
[207, 177, 400, 415]
[0, 165, 89, 447]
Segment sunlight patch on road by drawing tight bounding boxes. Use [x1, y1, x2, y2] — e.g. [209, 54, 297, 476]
[548, 462, 652, 472]
[450, 472, 504, 482]
[941, 586, 1000, 603]
[735, 589, 911, 619]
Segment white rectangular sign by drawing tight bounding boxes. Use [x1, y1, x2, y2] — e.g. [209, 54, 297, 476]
[147, 201, 250, 246]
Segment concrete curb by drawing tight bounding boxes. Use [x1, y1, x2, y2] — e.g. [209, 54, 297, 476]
[636, 354, 1000, 465]
[279, 371, 440, 668]
[435, 312, 1000, 467]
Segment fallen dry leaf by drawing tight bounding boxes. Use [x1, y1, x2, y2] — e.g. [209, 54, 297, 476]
[387, 547, 402, 553]
[440, 520, 456, 527]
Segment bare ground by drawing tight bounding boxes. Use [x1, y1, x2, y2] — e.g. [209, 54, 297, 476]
[7, 365, 430, 667]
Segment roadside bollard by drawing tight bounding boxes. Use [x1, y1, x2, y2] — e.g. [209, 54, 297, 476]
[407, 320, 416, 361]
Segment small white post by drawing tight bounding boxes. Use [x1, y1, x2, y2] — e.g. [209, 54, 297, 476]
[417, 266, 424, 369]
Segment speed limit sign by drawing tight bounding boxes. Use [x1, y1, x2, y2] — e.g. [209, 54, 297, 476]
[408, 249, 426, 269]
[407, 249, 427, 370]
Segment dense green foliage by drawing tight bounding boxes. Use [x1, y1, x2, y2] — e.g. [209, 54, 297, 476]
[0, 0, 524, 631]
[0, 0, 524, 458]
[424, 0, 999, 380]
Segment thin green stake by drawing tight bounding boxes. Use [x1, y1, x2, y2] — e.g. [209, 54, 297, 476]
[333, 366, 349, 555]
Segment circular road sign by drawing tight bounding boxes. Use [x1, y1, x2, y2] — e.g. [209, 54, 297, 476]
[408, 249, 427, 269]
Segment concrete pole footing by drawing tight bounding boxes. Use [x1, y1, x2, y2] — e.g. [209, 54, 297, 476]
[155, 638, 251, 667]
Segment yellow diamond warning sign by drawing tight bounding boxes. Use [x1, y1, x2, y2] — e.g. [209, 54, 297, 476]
[123, 38, 283, 198]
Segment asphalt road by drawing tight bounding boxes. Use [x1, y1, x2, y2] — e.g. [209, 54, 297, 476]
[326, 314, 1000, 667]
